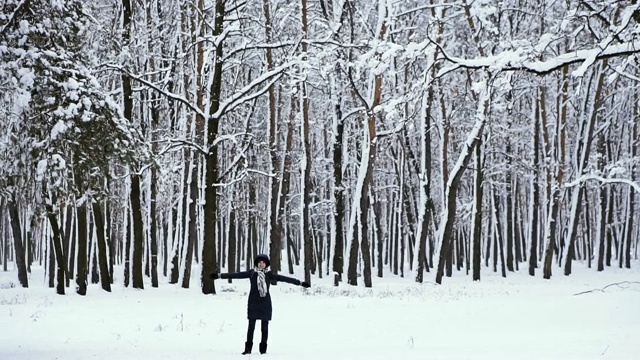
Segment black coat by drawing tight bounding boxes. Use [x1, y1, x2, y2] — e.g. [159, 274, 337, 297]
[220, 270, 301, 321]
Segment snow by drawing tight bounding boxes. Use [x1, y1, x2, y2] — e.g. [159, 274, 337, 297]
[51, 120, 68, 140]
[1, 265, 638, 360]
[66, 78, 80, 91]
[17, 67, 35, 88]
[18, 20, 29, 34]
[35, 159, 47, 180]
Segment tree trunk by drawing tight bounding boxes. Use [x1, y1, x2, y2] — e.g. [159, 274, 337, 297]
[347, 216, 360, 285]
[543, 186, 560, 279]
[264, 0, 283, 276]
[529, 97, 541, 276]
[149, 135, 159, 288]
[415, 89, 434, 283]
[8, 198, 28, 287]
[1, 200, 6, 272]
[124, 204, 132, 288]
[247, 184, 257, 270]
[227, 208, 237, 282]
[472, 135, 483, 281]
[393, 207, 399, 276]
[184, 0, 205, 289]
[493, 190, 507, 278]
[625, 96, 637, 269]
[49, 230, 55, 288]
[299, 0, 314, 285]
[345, 0, 387, 288]
[92, 202, 112, 292]
[597, 133, 607, 272]
[359, 185, 373, 287]
[68, 208, 76, 287]
[62, 205, 72, 286]
[564, 61, 607, 276]
[163, 210, 169, 277]
[107, 198, 115, 283]
[120, 0, 143, 289]
[505, 141, 514, 272]
[182, 156, 198, 289]
[435, 86, 488, 285]
[201, 0, 226, 295]
[514, 180, 523, 265]
[27, 223, 33, 271]
[130, 175, 145, 289]
[332, 89, 345, 286]
[89, 210, 99, 285]
[169, 182, 182, 284]
[371, 187, 384, 278]
[76, 202, 88, 295]
[606, 189, 614, 267]
[277, 97, 296, 275]
[542, 65, 568, 278]
[445, 231, 453, 277]
[45, 201, 67, 295]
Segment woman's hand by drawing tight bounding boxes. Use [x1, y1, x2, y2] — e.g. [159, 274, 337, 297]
[300, 281, 310, 288]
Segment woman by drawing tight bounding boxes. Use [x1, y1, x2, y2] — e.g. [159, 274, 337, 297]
[210, 254, 310, 355]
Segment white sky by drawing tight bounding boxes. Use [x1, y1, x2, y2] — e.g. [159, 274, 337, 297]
[1, 263, 639, 360]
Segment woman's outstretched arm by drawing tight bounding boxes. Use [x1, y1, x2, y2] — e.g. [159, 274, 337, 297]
[211, 270, 253, 280]
[272, 273, 310, 287]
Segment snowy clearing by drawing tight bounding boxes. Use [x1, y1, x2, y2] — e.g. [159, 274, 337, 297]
[1, 264, 639, 360]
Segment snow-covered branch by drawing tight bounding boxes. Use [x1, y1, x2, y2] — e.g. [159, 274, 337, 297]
[163, 138, 208, 156]
[102, 63, 208, 120]
[437, 40, 640, 77]
[564, 174, 640, 194]
[0, 0, 28, 38]
[212, 60, 299, 119]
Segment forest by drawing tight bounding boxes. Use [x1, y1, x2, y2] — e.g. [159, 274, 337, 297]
[1, 0, 639, 295]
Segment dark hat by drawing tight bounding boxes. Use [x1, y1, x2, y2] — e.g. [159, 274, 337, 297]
[254, 254, 270, 267]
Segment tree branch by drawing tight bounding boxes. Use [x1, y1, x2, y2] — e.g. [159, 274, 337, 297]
[564, 173, 640, 194]
[102, 63, 207, 120]
[573, 281, 640, 296]
[437, 40, 640, 77]
[212, 59, 299, 119]
[0, 0, 29, 38]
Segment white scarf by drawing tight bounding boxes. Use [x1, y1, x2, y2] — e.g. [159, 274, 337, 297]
[255, 268, 269, 297]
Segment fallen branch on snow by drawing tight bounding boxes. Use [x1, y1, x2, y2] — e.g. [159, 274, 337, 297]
[573, 281, 640, 296]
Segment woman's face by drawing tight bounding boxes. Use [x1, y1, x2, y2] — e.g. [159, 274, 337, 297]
[257, 261, 266, 269]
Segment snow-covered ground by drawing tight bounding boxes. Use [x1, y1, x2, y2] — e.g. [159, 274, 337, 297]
[1, 264, 639, 360]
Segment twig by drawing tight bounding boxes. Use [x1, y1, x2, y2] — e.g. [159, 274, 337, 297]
[573, 281, 640, 296]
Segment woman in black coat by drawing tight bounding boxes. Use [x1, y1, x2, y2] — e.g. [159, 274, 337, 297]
[210, 254, 310, 355]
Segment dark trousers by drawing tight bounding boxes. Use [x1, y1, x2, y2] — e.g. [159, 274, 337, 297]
[246, 319, 269, 344]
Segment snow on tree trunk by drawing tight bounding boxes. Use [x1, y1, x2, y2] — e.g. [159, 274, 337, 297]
[435, 83, 489, 285]
[564, 60, 607, 276]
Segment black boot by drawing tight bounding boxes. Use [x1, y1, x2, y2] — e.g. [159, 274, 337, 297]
[259, 342, 267, 354]
[242, 342, 253, 355]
